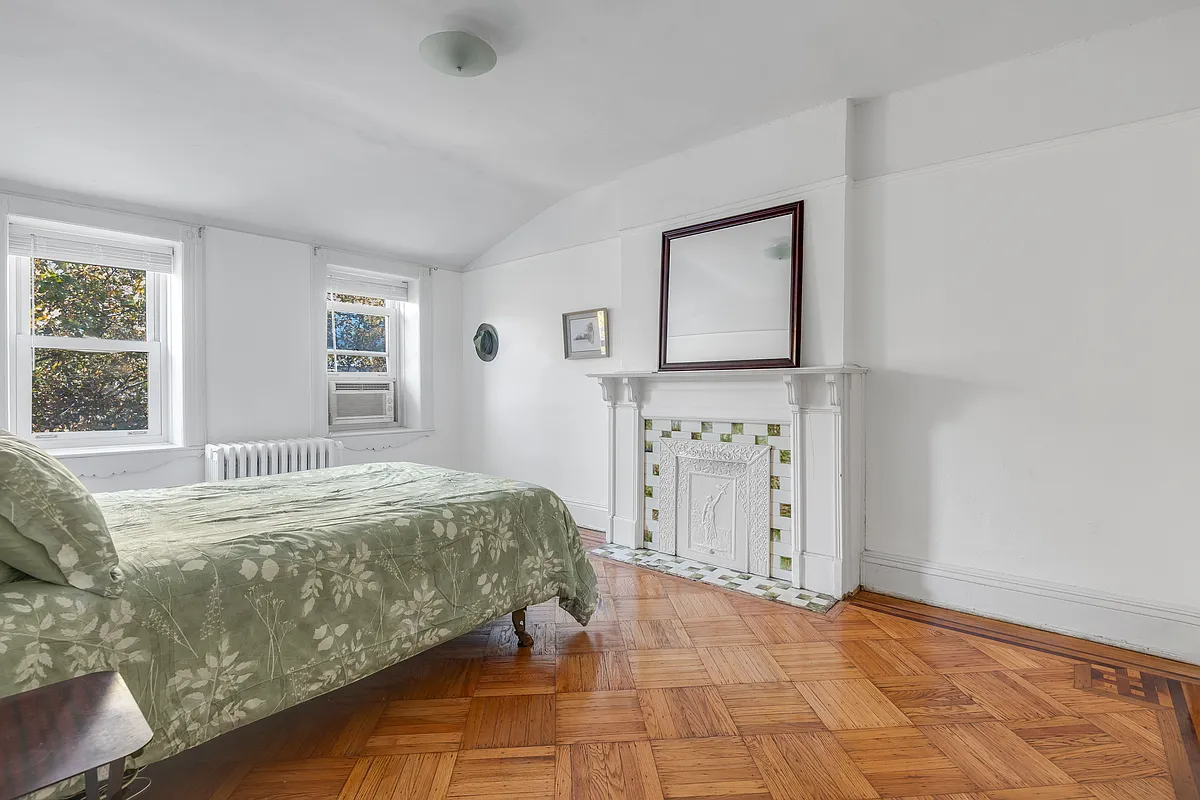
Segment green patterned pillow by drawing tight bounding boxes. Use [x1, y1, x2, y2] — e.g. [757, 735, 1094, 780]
[0, 432, 123, 596]
[0, 559, 22, 584]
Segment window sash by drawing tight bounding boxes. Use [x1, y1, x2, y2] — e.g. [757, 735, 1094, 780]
[15, 338, 164, 443]
[329, 348, 388, 359]
[26, 335, 152, 353]
[26, 253, 161, 344]
[8, 254, 170, 445]
[326, 299, 397, 377]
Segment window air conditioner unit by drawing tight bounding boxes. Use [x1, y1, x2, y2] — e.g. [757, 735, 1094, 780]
[329, 381, 395, 425]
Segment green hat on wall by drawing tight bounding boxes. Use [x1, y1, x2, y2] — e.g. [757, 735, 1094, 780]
[473, 323, 498, 362]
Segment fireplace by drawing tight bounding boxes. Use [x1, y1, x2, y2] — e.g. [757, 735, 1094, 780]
[590, 367, 865, 598]
[656, 436, 772, 575]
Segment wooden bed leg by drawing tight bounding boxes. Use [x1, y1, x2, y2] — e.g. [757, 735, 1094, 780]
[512, 607, 534, 648]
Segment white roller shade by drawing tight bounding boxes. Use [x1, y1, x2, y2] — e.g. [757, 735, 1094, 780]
[8, 224, 175, 273]
[327, 267, 409, 302]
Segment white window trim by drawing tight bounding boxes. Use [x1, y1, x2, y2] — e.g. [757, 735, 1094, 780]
[0, 194, 206, 451]
[311, 247, 434, 437]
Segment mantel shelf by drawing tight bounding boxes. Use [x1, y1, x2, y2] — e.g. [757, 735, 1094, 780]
[586, 365, 866, 380]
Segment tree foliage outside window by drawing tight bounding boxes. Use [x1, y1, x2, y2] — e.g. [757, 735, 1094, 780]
[33, 350, 149, 432]
[326, 302, 390, 374]
[29, 259, 151, 432]
[327, 354, 388, 372]
[33, 258, 147, 339]
[327, 292, 384, 307]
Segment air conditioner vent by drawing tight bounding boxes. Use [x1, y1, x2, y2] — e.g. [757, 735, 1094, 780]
[334, 382, 391, 392]
[330, 380, 395, 425]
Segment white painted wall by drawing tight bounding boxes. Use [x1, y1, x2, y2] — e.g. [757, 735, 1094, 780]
[855, 114, 1200, 607]
[205, 229, 314, 442]
[852, 10, 1200, 661]
[461, 100, 851, 489]
[5, 197, 468, 491]
[463, 180, 623, 527]
[469, 182, 620, 273]
[461, 238, 621, 528]
[852, 9, 1200, 180]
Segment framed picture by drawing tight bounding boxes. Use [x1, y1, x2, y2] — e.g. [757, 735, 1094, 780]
[562, 307, 609, 359]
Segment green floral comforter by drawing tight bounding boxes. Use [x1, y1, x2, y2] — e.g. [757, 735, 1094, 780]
[0, 462, 597, 795]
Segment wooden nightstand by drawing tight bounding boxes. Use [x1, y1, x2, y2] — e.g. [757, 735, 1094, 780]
[0, 671, 152, 800]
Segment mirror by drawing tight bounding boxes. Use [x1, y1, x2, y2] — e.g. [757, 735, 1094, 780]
[659, 201, 802, 370]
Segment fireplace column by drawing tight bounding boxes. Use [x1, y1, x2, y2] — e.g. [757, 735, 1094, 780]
[784, 371, 865, 597]
[597, 376, 645, 549]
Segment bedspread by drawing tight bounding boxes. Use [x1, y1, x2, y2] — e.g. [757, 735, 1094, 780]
[0, 462, 597, 796]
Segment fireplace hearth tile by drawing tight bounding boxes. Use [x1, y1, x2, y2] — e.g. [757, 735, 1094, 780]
[589, 543, 836, 615]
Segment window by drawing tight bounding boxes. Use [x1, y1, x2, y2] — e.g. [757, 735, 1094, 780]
[6, 220, 176, 446]
[327, 293, 394, 375]
[312, 249, 430, 435]
[325, 267, 407, 426]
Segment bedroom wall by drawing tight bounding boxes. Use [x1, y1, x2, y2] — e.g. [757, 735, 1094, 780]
[204, 229, 314, 443]
[461, 101, 853, 531]
[1, 196, 467, 492]
[851, 8, 1200, 661]
[615, 101, 851, 371]
[463, 8, 1200, 660]
[461, 236, 621, 530]
[201, 229, 464, 477]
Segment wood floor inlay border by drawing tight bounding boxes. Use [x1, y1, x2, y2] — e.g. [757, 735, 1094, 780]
[853, 590, 1200, 799]
[850, 592, 1200, 683]
[1170, 679, 1200, 797]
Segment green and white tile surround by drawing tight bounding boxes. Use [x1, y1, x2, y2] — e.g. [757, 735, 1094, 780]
[642, 418, 794, 580]
[590, 543, 835, 614]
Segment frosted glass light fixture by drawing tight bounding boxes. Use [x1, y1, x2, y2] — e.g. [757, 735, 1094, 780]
[420, 31, 497, 77]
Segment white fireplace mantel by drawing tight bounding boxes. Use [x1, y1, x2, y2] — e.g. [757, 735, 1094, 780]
[587, 366, 866, 598]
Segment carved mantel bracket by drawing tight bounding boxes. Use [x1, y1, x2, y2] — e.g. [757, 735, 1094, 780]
[596, 376, 619, 406]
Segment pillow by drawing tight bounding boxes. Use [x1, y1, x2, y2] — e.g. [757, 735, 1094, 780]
[0, 431, 123, 596]
[0, 516, 62, 584]
[0, 558, 23, 584]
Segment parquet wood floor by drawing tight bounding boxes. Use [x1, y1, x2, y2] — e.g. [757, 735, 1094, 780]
[137, 535, 1200, 800]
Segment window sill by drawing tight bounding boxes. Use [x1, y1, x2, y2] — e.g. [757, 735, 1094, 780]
[332, 427, 435, 452]
[48, 443, 204, 460]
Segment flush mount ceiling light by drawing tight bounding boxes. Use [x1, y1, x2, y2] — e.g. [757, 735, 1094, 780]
[764, 240, 792, 261]
[419, 31, 497, 77]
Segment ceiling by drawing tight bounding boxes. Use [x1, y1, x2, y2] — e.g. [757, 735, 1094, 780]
[1, 0, 1195, 268]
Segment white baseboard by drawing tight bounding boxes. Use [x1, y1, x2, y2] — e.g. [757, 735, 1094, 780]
[560, 497, 610, 539]
[610, 515, 639, 549]
[802, 552, 845, 599]
[861, 551, 1200, 665]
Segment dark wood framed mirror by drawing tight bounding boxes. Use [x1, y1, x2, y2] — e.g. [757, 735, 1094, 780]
[658, 201, 803, 370]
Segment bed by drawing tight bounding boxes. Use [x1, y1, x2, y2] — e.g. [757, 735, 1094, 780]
[0, 461, 598, 794]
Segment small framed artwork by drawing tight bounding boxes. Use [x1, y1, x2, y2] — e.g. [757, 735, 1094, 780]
[562, 307, 609, 359]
